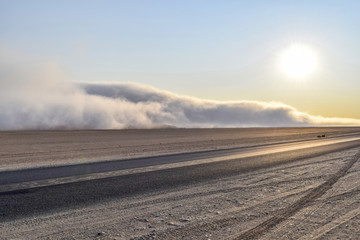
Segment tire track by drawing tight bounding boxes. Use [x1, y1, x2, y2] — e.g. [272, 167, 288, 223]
[137, 184, 317, 239]
[298, 207, 360, 240]
[233, 152, 360, 240]
[320, 189, 360, 202]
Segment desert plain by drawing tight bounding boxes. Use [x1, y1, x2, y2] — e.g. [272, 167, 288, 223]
[1, 127, 360, 239]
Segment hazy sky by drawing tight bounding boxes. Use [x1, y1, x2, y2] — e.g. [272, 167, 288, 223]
[1, 0, 360, 120]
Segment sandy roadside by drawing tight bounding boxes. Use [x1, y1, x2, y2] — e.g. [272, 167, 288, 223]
[1, 146, 359, 239]
[0, 128, 359, 239]
[1, 127, 360, 170]
[0, 128, 360, 239]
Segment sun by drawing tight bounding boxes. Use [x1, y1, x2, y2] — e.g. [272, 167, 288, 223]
[278, 44, 318, 79]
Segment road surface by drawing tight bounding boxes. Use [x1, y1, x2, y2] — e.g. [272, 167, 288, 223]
[1, 134, 360, 239]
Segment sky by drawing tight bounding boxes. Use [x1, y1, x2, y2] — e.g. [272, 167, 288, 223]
[1, 1, 360, 129]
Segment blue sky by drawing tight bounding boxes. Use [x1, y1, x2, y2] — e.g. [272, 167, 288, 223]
[1, 0, 360, 119]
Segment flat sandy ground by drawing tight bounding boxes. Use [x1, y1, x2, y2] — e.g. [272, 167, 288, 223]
[1, 127, 360, 239]
[1, 127, 360, 170]
[2, 146, 360, 239]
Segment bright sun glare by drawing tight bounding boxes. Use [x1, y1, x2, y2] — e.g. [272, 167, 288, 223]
[278, 44, 318, 79]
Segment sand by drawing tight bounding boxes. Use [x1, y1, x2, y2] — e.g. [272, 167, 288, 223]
[1, 147, 359, 239]
[1, 127, 360, 170]
[1, 127, 360, 239]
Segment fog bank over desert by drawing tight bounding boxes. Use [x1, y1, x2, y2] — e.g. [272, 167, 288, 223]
[1, 58, 360, 130]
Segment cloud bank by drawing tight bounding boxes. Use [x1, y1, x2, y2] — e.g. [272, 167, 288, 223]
[1, 57, 360, 130]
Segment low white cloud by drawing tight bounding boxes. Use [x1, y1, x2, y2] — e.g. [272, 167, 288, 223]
[1, 54, 360, 130]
